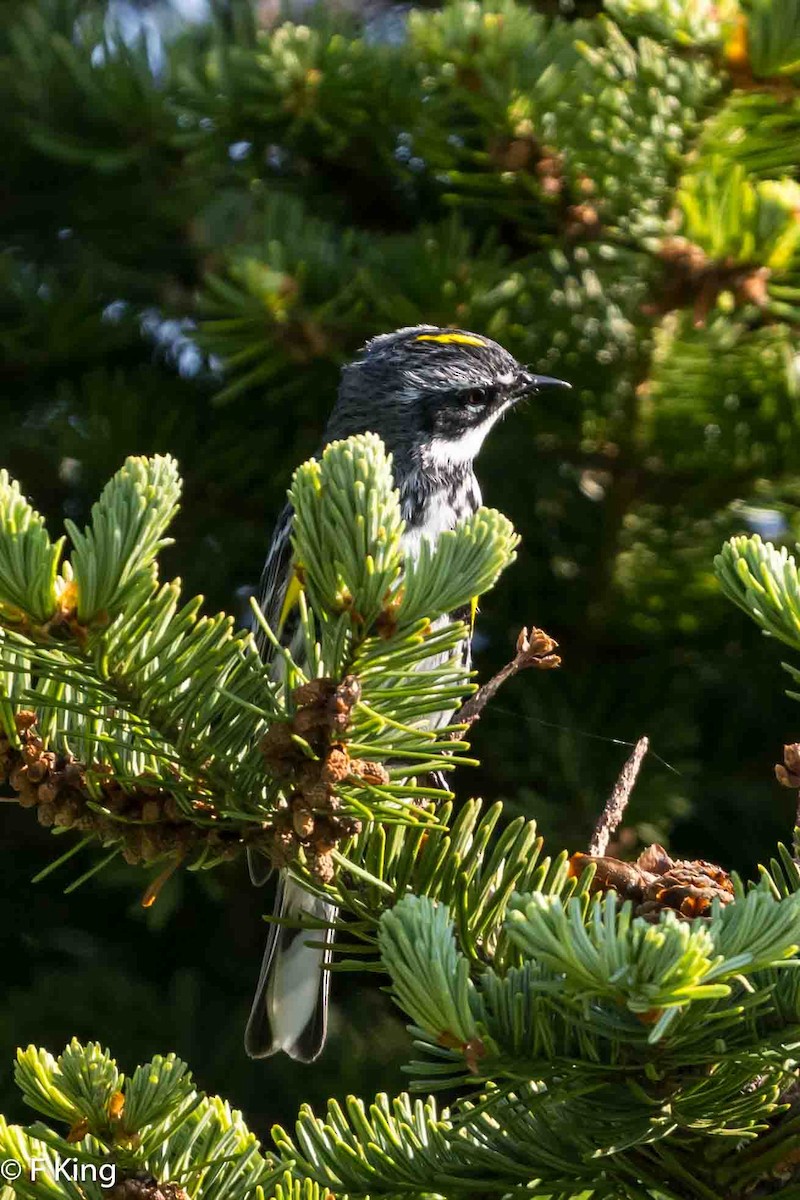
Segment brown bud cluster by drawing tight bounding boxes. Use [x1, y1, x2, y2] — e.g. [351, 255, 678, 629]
[646, 236, 771, 328]
[564, 202, 602, 240]
[3, 711, 241, 872]
[515, 626, 561, 670]
[569, 843, 734, 921]
[5, 670, 376, 890]
[108, 1173, 189, 1200]
[2, 711, 90, 830]
[257, 676, 374, 882]
[484, 134, 564, 198]
[487, 135, 537, 173]
[775, 743, 800, 789]
[66, 1117, 90, 1144]
[536, 147, 564, 199]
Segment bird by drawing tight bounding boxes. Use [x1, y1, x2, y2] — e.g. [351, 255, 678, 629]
[244, 324, 570, 1062]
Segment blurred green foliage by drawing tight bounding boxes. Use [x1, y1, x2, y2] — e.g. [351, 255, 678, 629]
[2, 0, 800, 1140]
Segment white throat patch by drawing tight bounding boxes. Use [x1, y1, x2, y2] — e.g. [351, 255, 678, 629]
[429, 400, 512, 467]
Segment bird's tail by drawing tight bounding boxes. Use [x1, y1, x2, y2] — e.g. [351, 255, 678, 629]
[244, 874, 336, 1062]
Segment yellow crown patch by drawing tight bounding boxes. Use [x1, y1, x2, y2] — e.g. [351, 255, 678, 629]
[414, 332, 487, 348]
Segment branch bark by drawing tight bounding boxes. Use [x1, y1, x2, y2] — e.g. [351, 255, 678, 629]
[589, 735, 649, 857]
[453, 626, 560, 732]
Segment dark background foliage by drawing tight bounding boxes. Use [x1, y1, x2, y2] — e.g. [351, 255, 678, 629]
[2, 0, 799, 1135]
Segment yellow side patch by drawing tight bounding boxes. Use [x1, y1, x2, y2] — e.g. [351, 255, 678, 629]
[279, 570, 304, 633]
[415, 333, 487, 348]
[470, 595, 479, 632]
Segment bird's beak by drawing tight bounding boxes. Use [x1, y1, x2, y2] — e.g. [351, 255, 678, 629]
[516, 371, 572, 396]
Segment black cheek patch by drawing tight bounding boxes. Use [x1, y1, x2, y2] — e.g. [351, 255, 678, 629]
[418, 395, 440, 437]
[435, 406, 472, 439]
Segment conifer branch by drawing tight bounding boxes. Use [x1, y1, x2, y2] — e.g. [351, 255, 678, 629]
[0, 439, 518, 891]
[4, 5, 800, 1197]
[270, 869, 800, 1199]
[0, 1040, 278, 1200]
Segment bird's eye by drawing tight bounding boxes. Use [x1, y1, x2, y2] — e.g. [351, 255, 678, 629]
[462, 388, 490, 408]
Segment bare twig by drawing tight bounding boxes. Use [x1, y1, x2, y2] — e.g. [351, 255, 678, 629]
[589, 736, 649, 857]
[454, 626, 560, 732]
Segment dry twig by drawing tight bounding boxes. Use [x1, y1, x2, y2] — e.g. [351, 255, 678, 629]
[454, 625, 560, 732]
[589, 735, 649, 857]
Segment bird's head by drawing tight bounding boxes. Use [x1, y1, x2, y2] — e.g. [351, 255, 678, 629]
[330, 325, 570, 470]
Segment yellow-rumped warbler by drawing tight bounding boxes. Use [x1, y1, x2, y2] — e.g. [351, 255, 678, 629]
[244, 324, 569, 1062]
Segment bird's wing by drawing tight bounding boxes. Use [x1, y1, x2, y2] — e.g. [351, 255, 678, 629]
[254, 501, 296, 662]
[244, 874, 335, 1061]
[249, 500, 303, 886]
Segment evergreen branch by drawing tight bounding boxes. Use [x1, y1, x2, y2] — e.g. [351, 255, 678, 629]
[714, 533, 800, 653]
[699, 91, 800, 179]
[266, 862, 800, 1197]
[371, 875, 800, 1087]
[271, 1052, 800, 1198]
[395, 507, 519, 631]
[0, 471, 64, 627]
[0, 440, 519, 889]
[378, 895, 482, 1047]
[677, 163, 800, 282]
[746, 0, 800, 78]
[324, 799, 582, 975]
[0, 1040, 278, 1200]
[289, 433, 405, 637]
[65, 455, 181, 625]
[603, 0, 729, 46]
[271, 1092, 463, 1198]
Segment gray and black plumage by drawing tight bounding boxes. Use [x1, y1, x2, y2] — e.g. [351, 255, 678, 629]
[244, 324, 570, 1062]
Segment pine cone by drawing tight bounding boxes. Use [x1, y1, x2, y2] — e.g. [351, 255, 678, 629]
[636, 859, 734, 921]
[571, 843, 734, 921]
